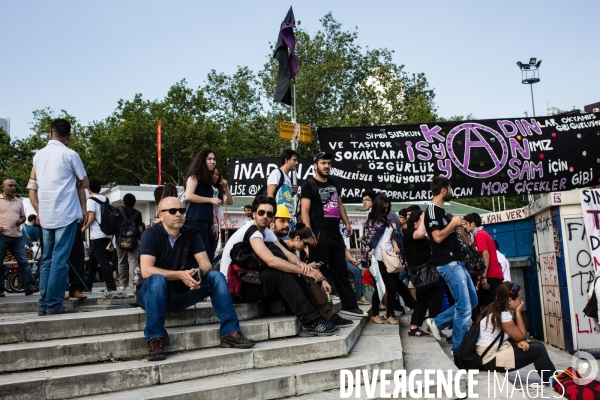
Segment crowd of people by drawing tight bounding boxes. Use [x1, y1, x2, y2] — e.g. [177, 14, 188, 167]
[0, 118, 559, 378]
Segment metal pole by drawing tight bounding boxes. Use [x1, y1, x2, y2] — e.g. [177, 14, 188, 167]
[530, 83, 536, 117]
[503, 196, 506, 211]
[291, 81, 298, 214]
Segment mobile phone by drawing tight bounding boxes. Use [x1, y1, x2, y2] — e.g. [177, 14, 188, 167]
[195, 270, 202, 282]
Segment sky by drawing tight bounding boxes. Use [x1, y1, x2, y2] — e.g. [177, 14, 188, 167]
[1, 0, 599, 139]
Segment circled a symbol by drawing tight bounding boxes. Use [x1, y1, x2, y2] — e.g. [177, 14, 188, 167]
[248, 185, 258, 195]
[446, 123, 508, 178]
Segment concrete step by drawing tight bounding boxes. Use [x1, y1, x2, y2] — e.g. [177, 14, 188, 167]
[71, 309, 388, 400]
[0, 300, 316, 344]
[0, 315, 299, 373]
[0, 297, 99, 314]
[1, 311, 371, 399]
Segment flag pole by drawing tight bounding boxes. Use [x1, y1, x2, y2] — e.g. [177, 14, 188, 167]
[157, 119, 162, 186]
[291, 79, 298, 213]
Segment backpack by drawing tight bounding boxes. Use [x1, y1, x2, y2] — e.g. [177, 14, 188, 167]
[89, 197, 121, 235]
[256, 168, 285, 199]
[460, 240, 486, 277]
[454, 316, 503, 370]
[116, 207, 141, 251]
[294, 176, 339, 222]
[230, 225, 263, 271]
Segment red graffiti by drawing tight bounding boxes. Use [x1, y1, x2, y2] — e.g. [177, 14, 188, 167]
[575, 313, 597, 334]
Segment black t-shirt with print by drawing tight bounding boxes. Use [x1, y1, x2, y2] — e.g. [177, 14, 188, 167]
[424, 204, 463, 266]
[300, 178, 342, 230]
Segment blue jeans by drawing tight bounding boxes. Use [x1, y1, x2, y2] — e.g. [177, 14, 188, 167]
[38, 219, 78, 312]
[433, 261, 478, 351]
[0, 235, 37, 293]
[345, 261, 364, 299]
[137, 271, 240, 342]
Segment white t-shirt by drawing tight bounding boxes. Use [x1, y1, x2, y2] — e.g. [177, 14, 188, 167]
[497, 250, 511, 282]
[267, 169, 294, 216]
[220, 222, 277, 277]
[86, 195, 111, 240]
[476, 311, 512, 346]
[372, 226, 394, 261]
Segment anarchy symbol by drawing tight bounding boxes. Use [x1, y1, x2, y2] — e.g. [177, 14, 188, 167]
[445, 123, 508, 179]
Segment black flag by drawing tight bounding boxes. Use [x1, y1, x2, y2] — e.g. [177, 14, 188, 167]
[273, 7, 298, 105]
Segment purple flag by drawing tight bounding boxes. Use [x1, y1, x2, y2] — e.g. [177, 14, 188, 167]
[273, 7, 298, 105]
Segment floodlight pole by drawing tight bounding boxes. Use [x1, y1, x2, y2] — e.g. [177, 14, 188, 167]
[530, 83, 536, 117]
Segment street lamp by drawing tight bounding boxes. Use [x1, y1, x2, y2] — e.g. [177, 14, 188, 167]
[516, 58, 541, 117]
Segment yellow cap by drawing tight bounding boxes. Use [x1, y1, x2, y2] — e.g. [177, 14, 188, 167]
[275, 204, 291, 219]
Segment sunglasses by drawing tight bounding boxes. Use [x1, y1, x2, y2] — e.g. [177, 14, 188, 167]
[510, 283, 518, 294]
[256, 210, 274, 218]
[160, 208, 187, 215]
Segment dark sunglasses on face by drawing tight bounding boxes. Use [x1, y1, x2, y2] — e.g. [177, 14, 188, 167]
[160, 208, 187, 215]
[256, 209, 274, 218]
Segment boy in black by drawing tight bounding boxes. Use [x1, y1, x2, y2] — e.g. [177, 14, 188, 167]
[423, 176, 477, 353]
[300, 152, 364, 317]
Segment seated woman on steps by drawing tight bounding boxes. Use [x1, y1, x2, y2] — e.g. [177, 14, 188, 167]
[476, 282, 556, 383]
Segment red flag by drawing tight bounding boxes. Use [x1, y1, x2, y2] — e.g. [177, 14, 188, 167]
[157, 120, 162, 185]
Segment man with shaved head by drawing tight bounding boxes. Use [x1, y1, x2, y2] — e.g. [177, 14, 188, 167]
[0, 179, 38, 296]
[137, 196, 255, 361]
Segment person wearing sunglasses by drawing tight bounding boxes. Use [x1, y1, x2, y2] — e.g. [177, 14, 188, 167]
[221, 196, 340, 337]
[137, 196, 255, 361]
[474, 282, 556, 385]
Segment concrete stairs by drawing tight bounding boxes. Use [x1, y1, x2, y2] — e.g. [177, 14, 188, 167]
[0, 297, 404, 400]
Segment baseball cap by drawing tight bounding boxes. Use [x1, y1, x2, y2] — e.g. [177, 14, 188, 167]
[313, 152, 333, 163]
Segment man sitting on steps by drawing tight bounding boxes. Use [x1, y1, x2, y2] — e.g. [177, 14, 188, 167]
[137, 196, 255, 361]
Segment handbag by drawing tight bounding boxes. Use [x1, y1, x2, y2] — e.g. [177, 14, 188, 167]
[407, 260, 440, 289]
[376, 227, 405, 273]
[583, 277, 598, 320]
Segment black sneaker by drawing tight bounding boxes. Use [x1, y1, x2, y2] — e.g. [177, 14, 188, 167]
[220, 331, 256, 349]
[300, 318, 340, 337]
[148, 337, 166, 361]
[329, 313, 354, 327]
[339, 308, 365, 317]
[408, 328, 431, 337]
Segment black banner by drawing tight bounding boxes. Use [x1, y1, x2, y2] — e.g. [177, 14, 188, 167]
[318, 113, 600, 202]
[227, 158, 314, 197]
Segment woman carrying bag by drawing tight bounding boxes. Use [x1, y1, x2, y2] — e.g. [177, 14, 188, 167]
[403, 210, 442, 336]
[475, 282, 556, 384]
[361, 196, 400, 325]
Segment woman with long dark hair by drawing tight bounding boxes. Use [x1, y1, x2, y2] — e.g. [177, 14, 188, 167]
[361, 196, 400, 324]
[210, 166, 233, 255]
[184, 148, 221, 262]
[476, 282, 556, 383]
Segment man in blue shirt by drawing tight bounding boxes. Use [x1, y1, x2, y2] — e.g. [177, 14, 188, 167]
[137, 196, 255, 361]
[21, 215, 40, 247]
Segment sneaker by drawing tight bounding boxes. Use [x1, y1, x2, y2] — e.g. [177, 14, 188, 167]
[300, 318, 340, 337]
[46, 306, 78, 315]
[148, 337, 166, 361]
[38, 310, 46, 316]
[408, 327, 432, 337]
[426, 327, 446, 338]
[329, 313, 354, 327]
[339, 308, 365, 317]
[380, 302, 387, 311]
[371, 315, 384, 324]
[330, 294, 339, 300]
[220, 331, 256, 349]
[118, 286, 126, 291]
[425, 318, 441, 340]
[99, 288, 116, 293]
[357, 297, 370, 305]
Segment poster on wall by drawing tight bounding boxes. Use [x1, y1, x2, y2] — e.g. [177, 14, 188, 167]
[579, 188, 600, 273]
[319, 113, 600, 202]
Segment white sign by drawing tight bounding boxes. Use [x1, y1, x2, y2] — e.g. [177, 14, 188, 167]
[578, 189, 600, 274]
[481, 207, 528, 225]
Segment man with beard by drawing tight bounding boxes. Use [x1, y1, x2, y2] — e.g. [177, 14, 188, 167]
[423, 177, 477, 354]
[300, 152, 365, 318]
[270, 205, 353, 328]
[221, 196, 340, 336]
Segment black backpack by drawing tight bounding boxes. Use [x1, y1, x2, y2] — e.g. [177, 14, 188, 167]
[116, 207, 140, 251]
[89, 197, 121, 235]
[230, 225, 263, 271]
[454, 317, 503, 370]
[460, 240, 486, 277]
[255, 168, 285, 199]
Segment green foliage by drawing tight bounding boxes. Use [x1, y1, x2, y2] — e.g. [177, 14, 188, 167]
[11, 13, 443, 188]
[453, 196, 529, 212]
